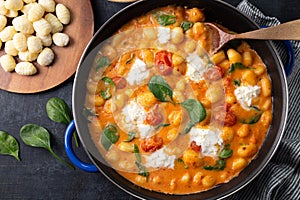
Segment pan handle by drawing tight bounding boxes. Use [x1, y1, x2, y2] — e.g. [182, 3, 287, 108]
[260, 26, 295, 76]
[64, 120, 98, 172]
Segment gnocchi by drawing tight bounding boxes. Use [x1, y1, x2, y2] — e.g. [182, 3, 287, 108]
[56, 3, 70, 25]
[52, 32, 69, 47]
[0, 0, 72, 76]
[37, 47, 54, 66]
[15, 61, 37, 75]
[0, 54, 16, 72]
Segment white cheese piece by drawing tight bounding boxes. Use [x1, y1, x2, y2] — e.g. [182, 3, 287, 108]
[157, 27, 171, 44]
[144, 147, 176, 169]
[234, 85, 261, 110]
[189, 127, 224, 157]
[121, 100, 154, 138]
[122, 100, 146, 128]
[137, 124, 155, 139]
[126, 58, 149, 85]
[185, 52, 206, 83]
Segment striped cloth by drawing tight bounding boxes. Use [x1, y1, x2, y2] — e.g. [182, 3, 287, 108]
[227, 1, 300, 199]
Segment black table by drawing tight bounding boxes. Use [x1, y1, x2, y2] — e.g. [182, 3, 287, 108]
[1, 0, 299, 199]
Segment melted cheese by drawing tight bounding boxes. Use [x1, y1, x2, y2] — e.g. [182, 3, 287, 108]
[144, 147, 176, 169]
[234, 85, 261, 110]
[189, 127, 224, 157]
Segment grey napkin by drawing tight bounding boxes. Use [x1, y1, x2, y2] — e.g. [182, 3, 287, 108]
[227, 1, 300, 199]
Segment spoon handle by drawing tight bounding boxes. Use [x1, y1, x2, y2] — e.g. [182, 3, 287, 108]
[236, 19, 300, 40]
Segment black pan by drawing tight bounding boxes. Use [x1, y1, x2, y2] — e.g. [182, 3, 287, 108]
[69, 0, 288, 199]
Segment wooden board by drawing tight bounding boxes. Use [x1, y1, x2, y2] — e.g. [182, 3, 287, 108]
[0, 0, 94, 93]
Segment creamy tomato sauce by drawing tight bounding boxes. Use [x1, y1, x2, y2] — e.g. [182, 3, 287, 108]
[84, 6, 272, 194]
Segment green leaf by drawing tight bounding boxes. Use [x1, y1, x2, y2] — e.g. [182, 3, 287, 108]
[20, 124, 74, 170]
[0, 131, 20, 161]
[241, 113, 262, 124]
[229, 62, 252, 73]
[46, 97, 71, 125]
[177, 158, 188, 169]
[126, 54, 135, 65]
[96, 56, 110, 71]
[123, 132, 136, 142]
[102, 77, 115, 86]
[154, 12, 176, 26]
[219, 148, 233, 159]
[203, 159, 226, 171]
[233, 79, 241, 86]
[100, 88, 112, 100]
[181, 21, 193, 31]
[180, 99, 206, 124]
[148, 75, 173, 102]
[101, 124, 119, 151]
[155, 123, 170, 130]
[46, 97, 79, 147]
[183, 121, 194, 134]
[134, 144, 149, 178]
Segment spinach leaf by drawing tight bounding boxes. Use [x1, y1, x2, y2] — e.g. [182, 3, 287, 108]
[101, 124, 119, 151]
[123, 132, 136, 142]
[177, 158, 188, 169]
[229, 62, 252, 73]
[102, 77, 115, 86]
[148, 75, 173, 102]
[183, 121, 194, 134]
[46, 97, 71, 124]
[46, 97, 79, 147]
[233, 79, 241, 86]
[100, 88, 112, 100]
[154, 12, 176, 26]
[0, 131, 20, 161]
[134, 144, 149, 178]
[96, 56, 110, 71]
[155, 123, 170, 130]
[20, 124, 74, 170]
[181, 99, 206, 124]
[181, 21, 193, 31]
[203, 159, 226, 171]
[241, 113, 262, 124]
[219, 148, 233, 159]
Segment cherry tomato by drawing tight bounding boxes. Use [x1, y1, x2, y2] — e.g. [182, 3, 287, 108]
[146, 111, 163, 126]
[155, 50, 173, 75]
[203, 65, 224, 81]
[112, 76, 127, 89]
[213, 105, 237, 127]
[190, 141, 201, 152]
[141, 136, 163, 152]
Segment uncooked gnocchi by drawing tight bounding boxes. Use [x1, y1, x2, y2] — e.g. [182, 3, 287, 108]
[0, 0, 71, 76]
[37, 47, 54, 66]
[0, 54, 16, 72]
[56, 3, 70, 25]
[15, 61, 37, 75]
[12, 15, 34, 34]
[52, 32, 69, 47]
[38, 0, 55, 12]
[13, 32, 27, 52]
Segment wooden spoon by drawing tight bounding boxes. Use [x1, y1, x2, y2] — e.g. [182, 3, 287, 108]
[205, 19, 300, 55]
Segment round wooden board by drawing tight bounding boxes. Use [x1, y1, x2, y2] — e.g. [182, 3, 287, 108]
[0, 0, 94, 94]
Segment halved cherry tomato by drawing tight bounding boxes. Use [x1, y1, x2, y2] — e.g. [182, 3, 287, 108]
[190, 141, 201, 152]
[213, 104, 237, 127]
[146, 111, 163, 126]
[141, 136, 163, 152]
[155, 50, 173, 75]
[112, 76, 127, 89]
[203, 65, 224, 81]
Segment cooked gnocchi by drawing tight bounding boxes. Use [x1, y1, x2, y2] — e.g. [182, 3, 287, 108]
[0, 0, 71, 75]
[85, 6, 273, 194]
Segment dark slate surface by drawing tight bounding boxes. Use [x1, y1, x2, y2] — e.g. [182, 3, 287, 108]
[0, 0, 299, 199]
